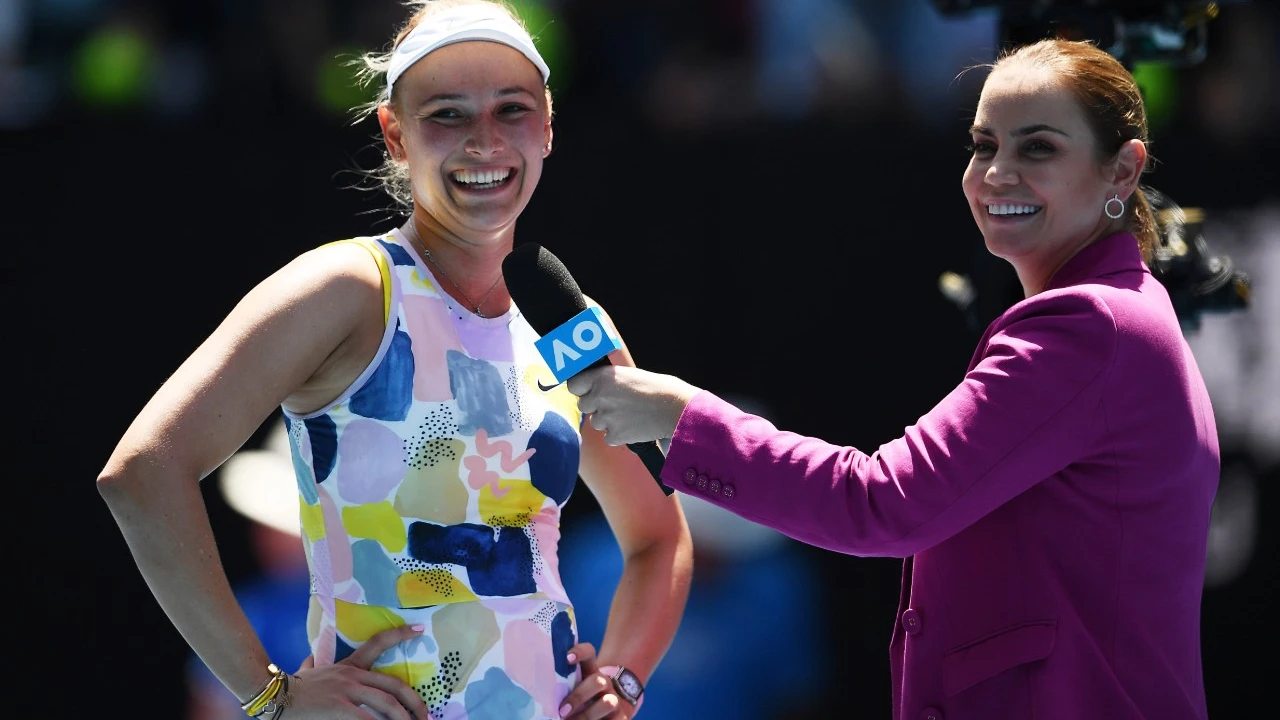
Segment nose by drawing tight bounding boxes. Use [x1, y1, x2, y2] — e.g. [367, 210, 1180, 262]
[984, 161, 1018, 186]
[465, 117, 505, 157]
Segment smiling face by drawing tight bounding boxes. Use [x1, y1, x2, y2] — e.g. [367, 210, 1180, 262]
[961, 63, 1142, 293]
[379, 40, 552, 244]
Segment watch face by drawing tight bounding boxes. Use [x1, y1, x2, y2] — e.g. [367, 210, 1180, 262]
[617, 669, 642, 698]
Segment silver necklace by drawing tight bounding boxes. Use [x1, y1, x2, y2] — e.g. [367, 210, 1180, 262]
[407, 225, 504, 318]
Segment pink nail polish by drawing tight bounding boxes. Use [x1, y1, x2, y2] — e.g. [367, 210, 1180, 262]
[567, 652, 577, 663]
[410, 624, 425, 632]
[559, 702, 571, 717]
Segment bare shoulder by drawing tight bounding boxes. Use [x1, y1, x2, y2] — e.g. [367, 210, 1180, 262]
[272, 240, 385, 307]
[265, 240, 389, 412]
[98, 239, 389, 481]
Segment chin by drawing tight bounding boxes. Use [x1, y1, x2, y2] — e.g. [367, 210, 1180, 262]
[981, 231, 1034, 263]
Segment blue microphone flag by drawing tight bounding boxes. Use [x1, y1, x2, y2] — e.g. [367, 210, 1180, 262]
[533, 306, 624, 384]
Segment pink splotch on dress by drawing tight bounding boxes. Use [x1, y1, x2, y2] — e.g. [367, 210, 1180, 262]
[319, 486, 353, 584]
[502, 618, 564, 716]
[403, 295, 465, 402]
[310, 538, 337, 618]
[530, 506, 568, 602]
[314, 624, 338, 666]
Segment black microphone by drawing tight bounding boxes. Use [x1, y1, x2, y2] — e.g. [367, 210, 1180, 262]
[502, 243, 673, 495]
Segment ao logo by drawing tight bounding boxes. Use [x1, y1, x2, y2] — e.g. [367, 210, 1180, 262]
[534, 306, 624, 385]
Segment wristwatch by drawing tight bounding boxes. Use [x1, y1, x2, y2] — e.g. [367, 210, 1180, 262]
[609, 666, 644, 706]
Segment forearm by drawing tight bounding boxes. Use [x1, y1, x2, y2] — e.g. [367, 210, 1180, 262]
[596, 538, 692, 683]
[97, 465, 275, 702]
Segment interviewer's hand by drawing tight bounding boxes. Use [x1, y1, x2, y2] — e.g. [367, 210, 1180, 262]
[558, 642, 637, 720]
[566, 366, 700, 446]
[287, 624, 431, 719]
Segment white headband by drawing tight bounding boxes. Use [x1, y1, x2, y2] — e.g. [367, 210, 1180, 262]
[386, 4, 550, 91]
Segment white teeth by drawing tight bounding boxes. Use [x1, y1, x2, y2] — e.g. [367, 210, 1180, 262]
[452, 168, 511, 186]
[988, 203, 1041, 216]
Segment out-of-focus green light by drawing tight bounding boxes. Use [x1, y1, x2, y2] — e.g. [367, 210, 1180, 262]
[507, 0, 570, 91]
[318, 48, 377, 115]
[73, 24, 153, 108]
[1132, 62, 1177, 132]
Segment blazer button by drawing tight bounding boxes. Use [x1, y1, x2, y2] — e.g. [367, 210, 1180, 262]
[708, 478, 722, 494]
[919, 708, 943, 720]
[696, 474, 709, 491]
[902, 608, 922, 635]
[721, 484, 736, 499]
[683, 468, 697, 485]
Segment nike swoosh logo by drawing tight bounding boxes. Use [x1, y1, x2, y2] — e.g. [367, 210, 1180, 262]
[538, 380, 561, 391]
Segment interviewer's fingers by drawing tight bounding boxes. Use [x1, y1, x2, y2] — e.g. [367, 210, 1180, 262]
[566, 367, 607, 398]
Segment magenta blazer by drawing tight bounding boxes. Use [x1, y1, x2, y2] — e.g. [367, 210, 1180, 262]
[661, 232, 1219, 720]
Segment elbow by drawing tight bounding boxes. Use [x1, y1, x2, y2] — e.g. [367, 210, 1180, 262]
[96, 463, 134, 507]
[95, 455, 154, 509]
[624, 516, 694, 576]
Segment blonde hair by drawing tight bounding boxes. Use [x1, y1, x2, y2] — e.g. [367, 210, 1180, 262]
[989, 39, 1159, 261]
[351, 0, 554, 210]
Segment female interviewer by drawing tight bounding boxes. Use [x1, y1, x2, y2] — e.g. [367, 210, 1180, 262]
[567, 39, 1220, 720]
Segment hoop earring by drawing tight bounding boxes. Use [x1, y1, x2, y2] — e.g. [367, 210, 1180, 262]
[1104, 194, 1125, 219]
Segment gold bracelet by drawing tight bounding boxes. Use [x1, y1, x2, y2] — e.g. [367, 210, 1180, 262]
[244, 677, 282, 717]
[267, 673, 293, 719]
[241, 664, 287, 717]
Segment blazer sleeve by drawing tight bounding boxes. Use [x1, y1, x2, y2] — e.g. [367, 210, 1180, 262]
[659, 291, 1119, 557]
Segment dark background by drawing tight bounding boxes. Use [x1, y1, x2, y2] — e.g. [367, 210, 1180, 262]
[9, 0, 1276, 716]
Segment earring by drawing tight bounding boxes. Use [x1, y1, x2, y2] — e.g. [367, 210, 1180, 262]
[1104, 194, 1125, 219]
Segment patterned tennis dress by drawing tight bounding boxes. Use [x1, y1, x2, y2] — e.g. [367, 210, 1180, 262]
[282, 228, 584, 720]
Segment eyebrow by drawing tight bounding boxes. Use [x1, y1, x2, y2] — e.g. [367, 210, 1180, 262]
[969, 124, 1071, 137]
[418, 86, 537, 108]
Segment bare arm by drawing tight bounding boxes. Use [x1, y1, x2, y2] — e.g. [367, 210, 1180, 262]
[96, 242, 384, 702]
[575, 299, 693, 685]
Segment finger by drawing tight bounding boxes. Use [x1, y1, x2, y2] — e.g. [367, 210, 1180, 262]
[567, 642, 598, 677]
[350, 685, 415, 720]
[588, 411, 607, 432]
[582, 692, 621, 720]
[297, 654, 315, 671]
[359, 668, 431, 720]
[343, 624, 425, 669]
[565, 371, 595, 397]
[560, 673, 609, 718]
[575, 391, 598, 416]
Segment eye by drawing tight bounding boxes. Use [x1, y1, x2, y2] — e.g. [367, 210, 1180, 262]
[966, 140, 995, 157]
[499, 102, 532, 115]
[425, 108, 464, 122]
[1022, 139, 1055, 154]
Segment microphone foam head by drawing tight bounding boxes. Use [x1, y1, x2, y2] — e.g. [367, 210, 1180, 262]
[503, 243, 588, 334]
